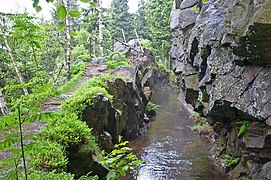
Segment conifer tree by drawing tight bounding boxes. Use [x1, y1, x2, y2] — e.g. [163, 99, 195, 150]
[109, 0, 133, 41]
[134, 0, 149, 39]
[145, 0, 173, 64]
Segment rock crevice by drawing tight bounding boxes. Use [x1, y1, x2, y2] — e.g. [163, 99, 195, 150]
[171, 0, 271, 178]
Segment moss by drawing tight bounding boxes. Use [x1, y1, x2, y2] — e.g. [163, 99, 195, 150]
[106, 51, 132, 69]
[60, 74, 118, 117]
[223, 154, 239, 166]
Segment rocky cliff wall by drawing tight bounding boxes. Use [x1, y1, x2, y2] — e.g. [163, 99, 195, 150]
[171, 0, 271, 179]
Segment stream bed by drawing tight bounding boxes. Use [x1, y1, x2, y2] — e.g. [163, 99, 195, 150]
[126, 88, 229, 180]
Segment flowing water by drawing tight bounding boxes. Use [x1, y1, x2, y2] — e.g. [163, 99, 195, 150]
[126, 88, 229, 180]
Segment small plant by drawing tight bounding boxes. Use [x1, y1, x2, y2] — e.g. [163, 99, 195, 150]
[191, 0, 209, 13]
[223, 154, 239, 166]
[191, 113, 212, 134]
[25, 171, 75, 180]
[99, 136, 143, 180]
[71, 62, 86, 76]
[237, 121, 250, 137]
[78, 172, 99, 180]
[146, 101, 158, 112]
[106, 52, 132, 69]
[72, 44, 90, 62]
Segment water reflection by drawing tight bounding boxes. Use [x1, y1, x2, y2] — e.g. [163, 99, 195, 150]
[127, 88, 229, 180]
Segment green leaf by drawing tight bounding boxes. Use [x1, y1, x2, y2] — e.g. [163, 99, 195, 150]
[46, 0, 54, 2]
[71, 31, 78, 37]
[80, 0, 89, 3]
[69, 10, 81, 18]
[90, 2, 97, 8]
[238, 121, 250, 137]
[57, 5, 67, 21]
[35, 6, 42, 12]
[33, 0, 39, 7]
[57, 24, 65, 32]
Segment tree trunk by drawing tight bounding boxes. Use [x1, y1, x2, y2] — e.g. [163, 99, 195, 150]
[0, 91, 10, 116]
[98, 0, 104, 57]
[64, 0, 72, 80]
[0, 18, 29, 95]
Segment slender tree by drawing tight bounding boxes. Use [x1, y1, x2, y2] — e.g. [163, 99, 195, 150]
[63, 0, 72, 80]
[98, 0, 104, 57]
[0, 15, 29, 95]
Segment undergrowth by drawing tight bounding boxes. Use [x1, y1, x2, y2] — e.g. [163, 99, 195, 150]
[99, 136, 143, 179]
[61, 75, 114, 117]
[106, 51, 132, 69]
[0, 68, 143, 179]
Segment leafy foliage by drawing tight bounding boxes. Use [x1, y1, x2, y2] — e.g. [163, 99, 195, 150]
[78, 173, 99, 180]
[72, 45, 91, 62]
[61, 75, 114, 116]
[24, 171, 74, 180]
[223, 154, 239, 166]
[99, 136, 143, 179]
[42, 113, 98, 149]
[237, 121, 250, 137]
[106, 52, 132, 69]
[29, 140, 68, 172]
[146, 101, 158, 112]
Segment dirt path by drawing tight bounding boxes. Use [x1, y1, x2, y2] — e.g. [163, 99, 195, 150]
[42, 63, 108, 112]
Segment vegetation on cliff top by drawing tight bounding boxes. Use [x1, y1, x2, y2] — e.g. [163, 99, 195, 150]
[0, 0, 173, 178]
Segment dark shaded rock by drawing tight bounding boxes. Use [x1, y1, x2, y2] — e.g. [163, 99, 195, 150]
[233, 24, 271, 65]
[180, 0, 198, 10]
[259, 162, 271, 180]
[112, 66, 137, 82]
[170, 0, 271, 177]
[67, 144, 108, 179]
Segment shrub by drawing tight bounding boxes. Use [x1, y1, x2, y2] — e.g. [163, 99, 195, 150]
[99, 136, 143, 179]
[61, 75, 115, 116]
[24, 171, 74, 180]
[61, 87, 111, 117]
[72, 45, 90, 62]
[106, 52, 132, 69]
[29, 140, 68, 172]
[71, 62, 86, 76]
[42, 113, 98, 149]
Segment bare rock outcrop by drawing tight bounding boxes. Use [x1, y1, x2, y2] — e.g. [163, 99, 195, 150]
[171, 0, 271, 178]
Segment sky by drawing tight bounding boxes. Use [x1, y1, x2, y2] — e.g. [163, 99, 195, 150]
[0, 0, 139, 19]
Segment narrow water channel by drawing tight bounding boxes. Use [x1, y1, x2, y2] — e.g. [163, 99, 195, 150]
[127, 88, 229, 180]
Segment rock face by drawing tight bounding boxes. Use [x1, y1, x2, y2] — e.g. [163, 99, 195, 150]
[171, 0, 271, 178]
[82, 62, 171, 152]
